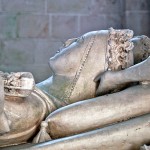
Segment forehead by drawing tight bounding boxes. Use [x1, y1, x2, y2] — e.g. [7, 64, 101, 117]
[51, 37, 84, 60]
[52, 30, 103, 57]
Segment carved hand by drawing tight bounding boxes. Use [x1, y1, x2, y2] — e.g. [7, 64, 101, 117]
[95, 71, 128, 96]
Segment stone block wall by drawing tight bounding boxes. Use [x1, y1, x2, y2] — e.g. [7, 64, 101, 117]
[125, 0, 150, 36]
[0, 0, 149, 82]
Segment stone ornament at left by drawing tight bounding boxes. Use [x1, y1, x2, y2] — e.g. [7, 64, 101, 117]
[0, 72, 53, 147]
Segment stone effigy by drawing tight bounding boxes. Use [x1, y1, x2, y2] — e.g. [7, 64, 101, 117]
[0, 28, 150, 150]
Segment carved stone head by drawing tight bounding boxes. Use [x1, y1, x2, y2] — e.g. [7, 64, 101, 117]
[46, 28, 134, 106]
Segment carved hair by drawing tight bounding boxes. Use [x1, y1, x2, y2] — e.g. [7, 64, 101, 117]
[105, 28, 134, 71]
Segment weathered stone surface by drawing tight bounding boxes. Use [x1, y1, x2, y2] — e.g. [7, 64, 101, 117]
[80, 15, 106, 34]
[52, 15, 78, 39]
[125, 12, 150, 36]
[0, 39, 35, 65]
[47, 0, 91, 14]
[1, 0, 45, 13]
[91, 0, 122, 15]
[126, 0, 150, 11]
[18, 14, 49, 38]
[0, 13, 17, 39]
[34, 39, 62, 64]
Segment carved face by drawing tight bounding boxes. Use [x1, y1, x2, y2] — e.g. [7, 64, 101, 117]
[47, 29, 134, 105]
[49, 36, 85, 77]
[48, 30, 108, 104]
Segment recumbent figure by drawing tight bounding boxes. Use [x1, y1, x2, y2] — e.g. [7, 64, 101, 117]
[0, 28, 150, 150]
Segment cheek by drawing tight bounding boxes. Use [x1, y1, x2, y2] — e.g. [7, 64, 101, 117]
[49, 36, 87, 76]
[49, 46, 82, 76]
